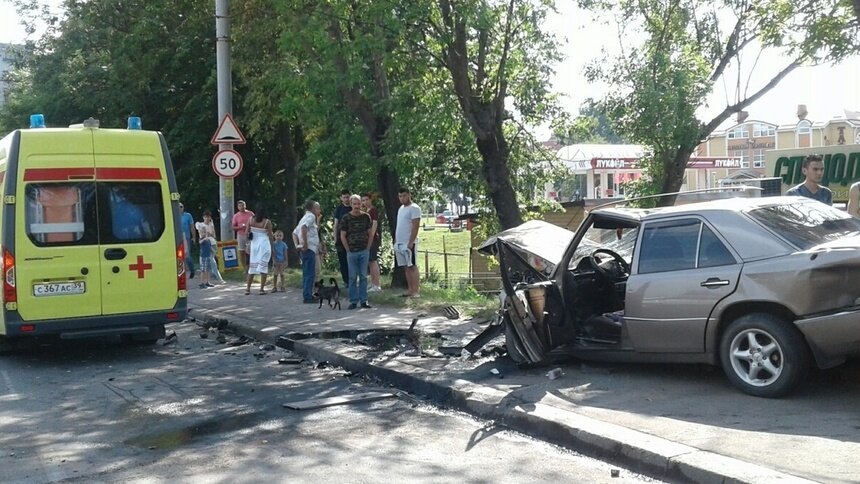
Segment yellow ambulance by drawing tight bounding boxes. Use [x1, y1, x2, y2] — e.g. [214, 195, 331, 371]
[0, 115, 187, 346]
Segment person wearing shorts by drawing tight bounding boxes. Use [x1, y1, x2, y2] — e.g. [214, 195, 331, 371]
[231, 200, 255, 273]
[394, 187, 421, 297]
[272, 230, 288, 292]
[362, 193, 382, 291]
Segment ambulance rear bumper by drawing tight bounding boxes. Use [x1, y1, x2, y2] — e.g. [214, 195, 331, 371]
[3, 304, 187, 338]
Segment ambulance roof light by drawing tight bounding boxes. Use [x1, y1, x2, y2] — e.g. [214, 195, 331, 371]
[82, 117, 99, 128]
[127, 116, 142, 130]
[29, 114, 46, 129]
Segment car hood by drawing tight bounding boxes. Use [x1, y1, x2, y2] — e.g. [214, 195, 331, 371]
[477, 220, 574, 270]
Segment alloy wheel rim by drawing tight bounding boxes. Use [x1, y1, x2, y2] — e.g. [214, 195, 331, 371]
[729, 328, 784, 387]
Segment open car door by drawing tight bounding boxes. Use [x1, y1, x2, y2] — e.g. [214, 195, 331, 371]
[478, 221, 574, 364]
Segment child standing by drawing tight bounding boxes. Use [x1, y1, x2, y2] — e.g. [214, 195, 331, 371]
[198, 236, 213, 289]
[272, 230, 288, 292]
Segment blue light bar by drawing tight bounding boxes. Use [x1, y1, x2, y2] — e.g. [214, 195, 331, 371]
[30, 114, 46, 128]
[127, 116, 142, 130]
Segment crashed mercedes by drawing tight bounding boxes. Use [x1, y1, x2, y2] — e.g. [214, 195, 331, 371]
[479, 196, 860, 398]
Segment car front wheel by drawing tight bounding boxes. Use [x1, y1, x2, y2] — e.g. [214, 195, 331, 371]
[719, 313, 810, 398]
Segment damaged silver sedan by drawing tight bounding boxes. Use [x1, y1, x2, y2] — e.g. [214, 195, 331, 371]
[480, 197, 860, 398]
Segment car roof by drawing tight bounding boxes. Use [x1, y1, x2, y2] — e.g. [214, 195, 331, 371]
[591, 196, 811, 221]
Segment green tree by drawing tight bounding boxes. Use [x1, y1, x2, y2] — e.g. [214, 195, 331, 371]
[430, 0, 563, 229]
[552, 99, 625, 144]
[583, 0, 859, 205]
[1, 0, 221, 221]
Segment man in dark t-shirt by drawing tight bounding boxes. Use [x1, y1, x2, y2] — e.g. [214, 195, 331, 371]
[332, 189, 351, 285]
[786, 154, 832, 205]
[339, 194, 374, 310]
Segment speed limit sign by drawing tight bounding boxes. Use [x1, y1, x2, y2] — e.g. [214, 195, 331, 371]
[212, 149, 244, 178]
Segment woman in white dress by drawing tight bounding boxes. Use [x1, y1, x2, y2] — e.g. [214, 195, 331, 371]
[244, 204, 273, 295]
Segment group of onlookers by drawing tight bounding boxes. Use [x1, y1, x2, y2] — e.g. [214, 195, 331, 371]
[295, 187, 422, 309]
[181, 187, 422, 307]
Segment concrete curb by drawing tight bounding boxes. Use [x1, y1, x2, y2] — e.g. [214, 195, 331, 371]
[190, 308, 812, 484]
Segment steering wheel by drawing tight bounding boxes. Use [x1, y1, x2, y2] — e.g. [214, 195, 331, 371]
[589, 248, 630, 279]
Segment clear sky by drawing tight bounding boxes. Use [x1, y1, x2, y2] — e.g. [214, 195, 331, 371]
[2, 0, 858, 131]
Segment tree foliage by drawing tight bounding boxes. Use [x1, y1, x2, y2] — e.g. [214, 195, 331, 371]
[582, 0, 860, 205]
[1, 0, 222, 220]
[552, 98, 625, 144]
[428, 0, 563, 229]
[1, 0, 566, 251]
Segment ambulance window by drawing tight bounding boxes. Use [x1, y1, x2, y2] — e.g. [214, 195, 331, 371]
[99, 183, 164, 243]
[25, 183, 98, 246]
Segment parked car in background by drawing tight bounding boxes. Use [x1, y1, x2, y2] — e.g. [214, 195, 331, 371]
[435, 210, 455, 225]
[480, 196, 860, 398]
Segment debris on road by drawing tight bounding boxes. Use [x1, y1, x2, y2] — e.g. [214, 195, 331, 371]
[282, 391, 395, 410]
[438, 345, 464, 356]
[278, 358, 303, 365]
[442, 306, 460, 319]
[162, 331, 177, 345]
[227, 335, 250, 346]
[546, 368, 563, 380]
[199, 332, 208, 339]
[216, 333, 227, 344]
[489, 368, 503, 379]
[259, 344, 275, 351]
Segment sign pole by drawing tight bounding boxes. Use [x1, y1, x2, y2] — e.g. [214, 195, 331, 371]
[215, 0, 234, 240]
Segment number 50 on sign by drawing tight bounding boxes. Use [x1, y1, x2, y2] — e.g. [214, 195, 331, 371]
[212, 149, 244, 178]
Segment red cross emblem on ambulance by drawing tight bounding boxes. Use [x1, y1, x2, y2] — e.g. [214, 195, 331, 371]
[129, 255, 153, 278]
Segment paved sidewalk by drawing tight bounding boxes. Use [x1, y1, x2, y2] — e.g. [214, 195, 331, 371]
[187, 283, 860, 484]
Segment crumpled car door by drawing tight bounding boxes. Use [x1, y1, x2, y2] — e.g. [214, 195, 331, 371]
[495, 239, 568, 364]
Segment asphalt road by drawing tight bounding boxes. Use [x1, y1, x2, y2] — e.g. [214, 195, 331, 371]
[0, 322, 663, 483]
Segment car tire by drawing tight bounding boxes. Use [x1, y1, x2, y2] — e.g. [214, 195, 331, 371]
[719, 313, 810, 398]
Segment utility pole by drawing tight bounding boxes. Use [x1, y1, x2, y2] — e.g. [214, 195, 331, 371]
[215, 0, 233, 239]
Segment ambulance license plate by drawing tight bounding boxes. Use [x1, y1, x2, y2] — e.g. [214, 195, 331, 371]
[33, 281, 86, 297]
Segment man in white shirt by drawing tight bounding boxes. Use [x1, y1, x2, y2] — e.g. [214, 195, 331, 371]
[394, 187, 421, 297]
[293, 200, 322, 303]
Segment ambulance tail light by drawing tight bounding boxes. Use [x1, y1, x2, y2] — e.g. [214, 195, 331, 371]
[176, 244, 187, 291]
[3, 248, 16, 303]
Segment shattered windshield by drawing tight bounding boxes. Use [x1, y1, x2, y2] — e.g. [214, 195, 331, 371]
[569, 221, 639, 270]
[749, 201, 860, 250]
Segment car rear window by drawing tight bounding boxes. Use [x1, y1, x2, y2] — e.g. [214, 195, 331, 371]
[749, 202, 860, 250]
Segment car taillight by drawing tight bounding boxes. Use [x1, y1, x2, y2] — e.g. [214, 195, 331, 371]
[176, 244, 186, 291]
[3, 248, 16, 303]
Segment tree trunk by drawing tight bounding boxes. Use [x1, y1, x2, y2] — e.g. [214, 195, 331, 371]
[657, 146, 696, 207]
[475, 126, 523, 229]
[276, 122, 302, 267]
[376, 163, 406, 288]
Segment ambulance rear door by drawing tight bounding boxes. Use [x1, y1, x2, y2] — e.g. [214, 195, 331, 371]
[16, 129, 104, 321]
[92, 130, 178, 315]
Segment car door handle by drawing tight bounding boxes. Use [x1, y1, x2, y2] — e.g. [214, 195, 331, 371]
[104, 248, 127, 260]
[700, 277, 730, 288]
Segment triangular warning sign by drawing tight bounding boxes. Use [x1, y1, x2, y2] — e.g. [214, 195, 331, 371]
[211, 113, 246, 145]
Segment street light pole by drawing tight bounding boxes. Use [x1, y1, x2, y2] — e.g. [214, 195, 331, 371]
[215, 0, 234, 239]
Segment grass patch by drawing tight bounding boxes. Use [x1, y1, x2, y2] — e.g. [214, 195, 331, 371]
[415, 223, 471, 282]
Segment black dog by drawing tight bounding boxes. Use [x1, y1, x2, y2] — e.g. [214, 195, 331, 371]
[313, 278, 341, 310]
